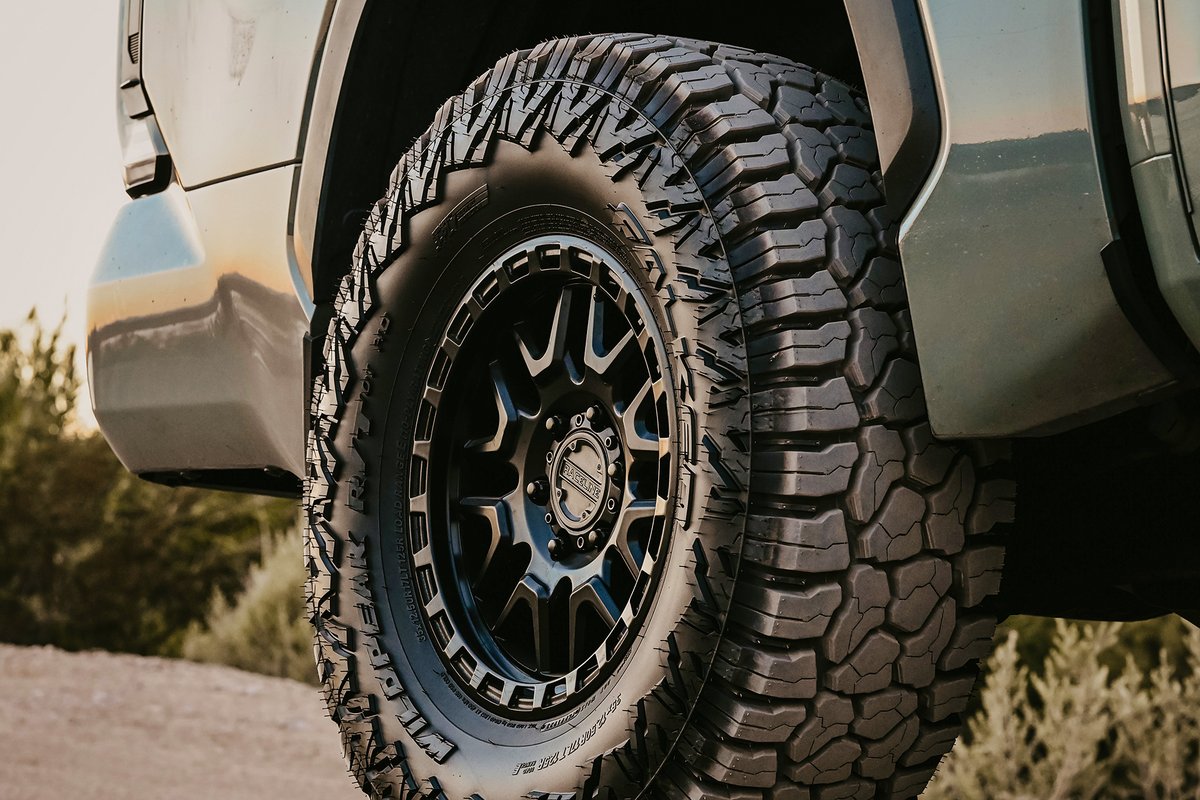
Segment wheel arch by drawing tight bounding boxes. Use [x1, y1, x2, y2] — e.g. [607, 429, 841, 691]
[296, 0, 939, 311]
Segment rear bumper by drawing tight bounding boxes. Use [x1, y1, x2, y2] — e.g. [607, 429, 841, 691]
[87, 166, 311, 487]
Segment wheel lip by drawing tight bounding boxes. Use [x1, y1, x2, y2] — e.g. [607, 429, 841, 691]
[405, 233, 677, 719]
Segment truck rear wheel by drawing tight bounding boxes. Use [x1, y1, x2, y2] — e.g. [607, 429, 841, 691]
[305, 33, 1013, 800]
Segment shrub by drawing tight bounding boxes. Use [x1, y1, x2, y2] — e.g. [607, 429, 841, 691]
[0, 312, 296, 655]
[182, 529, 314, 684]
[926, 618, 1200, 799]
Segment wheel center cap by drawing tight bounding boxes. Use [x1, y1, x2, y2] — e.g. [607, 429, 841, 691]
[552, 430, 609, 531]
[545, 412, 623, 548]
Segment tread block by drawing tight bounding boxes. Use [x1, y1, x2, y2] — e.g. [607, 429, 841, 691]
[823, 565, 889, 663]
[715, 637, 819, 699]
[789, 740, 862, 786]
[819, 164, 882, 209]
[855, 486, 926, 562]
[857, 715, 919, 779]
[824, 206, 875, 283]
[895, 597, 956, 688]
[767, 782, 813, 800]
[748, 321, 850, 375]
[939, 616, 997, 671]
[887, 765, 939, 799]
[846, 425, 905, 523]
[717, 173, 822, 240]
[751, 379, 859, 434]
[659, 763, 765, 800]
[824, 630, 900, 694]
[772, 85, 836, 128]
[731, 581, 842, 639]
[844, 308, 899, 392]
[827, 125, 878, 169]
[696, 134, 792, 196]
[731, 222, 828, 284]
[898, 722, 959, 768]
[953, 545, 1005, 607]
[919, 674, 977, 722]
[862, 359, 925, 423]
[781, 122, 836, 185]
[814, 778, 874, 800]
[743, 510, 851, 574]
[753, 443, 858, 497]
[723, 59, 774, 106]
[818, 80, 871, 127]
[923, 458, 974, 556]
[678, 94, 777, 159]
[847, 257, 905, 309]
[697, 687, 808, 743]
[901, 422, 956, 488]
[741, 271, 846, 326]
[887, 556, 952, 634]
[681, 726, 778, 788]
[852, 688, 918, 741]
[967, 479, 1017, 536]
[787, 692, 854, 762]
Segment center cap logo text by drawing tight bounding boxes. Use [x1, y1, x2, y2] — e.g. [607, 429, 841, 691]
[560, 457, 602, 503]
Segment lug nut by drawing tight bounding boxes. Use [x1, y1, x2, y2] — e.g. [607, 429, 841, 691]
[585, 405, 601, 420]
[547, 539, 560, 558]
[545, 416, 562, 436]
[607, 463, 621, 478]
[587, 531, 599, 546]
[527, 479, 548, 503]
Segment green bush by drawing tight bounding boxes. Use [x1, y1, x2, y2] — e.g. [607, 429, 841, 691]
[182, 528, 314, 684]
[0, 312, 296, 655]
[927, 618, 1200, 799]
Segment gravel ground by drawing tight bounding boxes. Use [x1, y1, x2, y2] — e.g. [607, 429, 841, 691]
[0, 644, 363, 800]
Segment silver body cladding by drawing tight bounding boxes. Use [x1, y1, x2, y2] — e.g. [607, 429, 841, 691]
[88, 0, 1200, 486]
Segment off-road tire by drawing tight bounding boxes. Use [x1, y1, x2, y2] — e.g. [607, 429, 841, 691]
[305, 33, 1013, 800]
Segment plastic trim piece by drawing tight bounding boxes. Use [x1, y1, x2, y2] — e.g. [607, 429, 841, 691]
[844, 0, 940, 218]
[1089, 0, 1200, 384]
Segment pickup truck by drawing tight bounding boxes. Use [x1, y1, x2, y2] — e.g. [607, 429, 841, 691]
[90, 2, 1200, 797]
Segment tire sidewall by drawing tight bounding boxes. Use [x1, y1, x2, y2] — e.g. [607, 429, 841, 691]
[322, 131, 749, 797]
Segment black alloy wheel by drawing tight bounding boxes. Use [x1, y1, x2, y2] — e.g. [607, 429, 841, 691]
[415, 236, 674, 714]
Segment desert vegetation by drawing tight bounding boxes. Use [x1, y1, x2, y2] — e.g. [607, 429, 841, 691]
[2, 313, 1198, 796]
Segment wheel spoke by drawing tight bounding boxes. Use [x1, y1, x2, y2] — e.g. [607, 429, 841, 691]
[516, 286, 574, 381]
[569, 577, 619, 667]
[495, 574, 552, 673]
[458, 497, 513, 587]
[584, 287, 635, 378]
[464, 362, 521, 454]
[610, 498, 657, 577]
[620, 377, 661, 456]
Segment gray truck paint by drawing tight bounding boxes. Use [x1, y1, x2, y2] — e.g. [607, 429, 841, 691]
[895, 0, 1174, 437]
[89, 169, 309, 478]
[88, 0, 1200, 487]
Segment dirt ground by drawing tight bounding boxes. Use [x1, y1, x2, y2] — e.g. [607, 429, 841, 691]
[0, 644, 363, 800]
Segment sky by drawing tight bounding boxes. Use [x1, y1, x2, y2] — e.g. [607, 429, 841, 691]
[0, 1, 127, 427]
